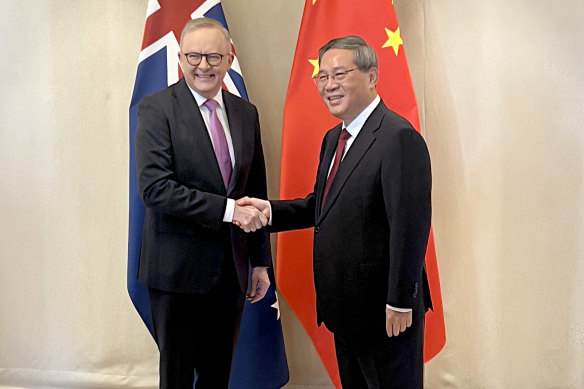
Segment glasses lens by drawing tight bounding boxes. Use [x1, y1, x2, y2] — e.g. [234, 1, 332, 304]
[334, 71, 348, 82]
[315, 74, 327, 87]
[207, 54, 222, 66]
[187, 53, 202, 65]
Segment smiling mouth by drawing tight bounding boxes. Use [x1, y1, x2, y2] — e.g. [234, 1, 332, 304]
[196, 74, 215, 79]
[328, 95, 343, 103]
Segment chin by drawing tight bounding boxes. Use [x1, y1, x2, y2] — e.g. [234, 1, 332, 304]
[327, 107, 346, 120]
[195, 85, 219, 97]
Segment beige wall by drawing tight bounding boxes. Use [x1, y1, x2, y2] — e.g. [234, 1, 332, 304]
[420, 1, 584, 387]
[1, 0, 583, 388]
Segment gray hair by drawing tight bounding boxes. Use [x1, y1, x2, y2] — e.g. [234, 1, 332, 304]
[318, 35, 378, 71]
[180, 18, 232, 53]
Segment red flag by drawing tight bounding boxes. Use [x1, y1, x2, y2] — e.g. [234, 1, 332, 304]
[277, 0, 446, 386]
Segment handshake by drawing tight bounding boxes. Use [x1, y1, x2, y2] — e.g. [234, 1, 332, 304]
[232, 197, 271, 233]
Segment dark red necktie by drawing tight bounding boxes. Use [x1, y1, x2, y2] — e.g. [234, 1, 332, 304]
[322, 129, 351, 206]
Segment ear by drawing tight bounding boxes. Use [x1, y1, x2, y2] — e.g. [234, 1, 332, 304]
[177, 52, 185, 72]
[226, 53, 234, 69]
[369, 67, 379, 88]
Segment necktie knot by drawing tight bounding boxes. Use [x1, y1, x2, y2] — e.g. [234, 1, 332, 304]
[203, 99, 219, 111]
[339, 129, 351, 141]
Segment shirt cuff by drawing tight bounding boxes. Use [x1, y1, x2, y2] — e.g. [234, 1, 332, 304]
[223, 198, 235, 222]
[386, 304, 412, 313]
[268, 201, 273, 226]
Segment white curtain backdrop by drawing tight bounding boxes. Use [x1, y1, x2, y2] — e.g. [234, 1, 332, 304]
[1, 1, 583, 388]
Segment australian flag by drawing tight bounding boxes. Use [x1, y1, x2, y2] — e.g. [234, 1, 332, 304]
[128, 1, 289, 388]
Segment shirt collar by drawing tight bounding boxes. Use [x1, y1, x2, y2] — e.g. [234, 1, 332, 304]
[187, 85, 225, 111]
[343, 95, 381, 138]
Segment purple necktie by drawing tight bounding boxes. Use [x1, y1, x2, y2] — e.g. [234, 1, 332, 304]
[204, 99, 232, 189]
[322, 129, 351, 206]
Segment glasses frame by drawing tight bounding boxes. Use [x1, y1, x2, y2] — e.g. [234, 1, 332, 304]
[313, 68, 358, 87]
[182, 52, 229, 67]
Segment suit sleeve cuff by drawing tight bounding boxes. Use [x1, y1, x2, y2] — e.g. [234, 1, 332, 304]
[223, 198, 235, 222]
[386, 304, 412, 313]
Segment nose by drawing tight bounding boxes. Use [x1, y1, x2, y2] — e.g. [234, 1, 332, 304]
[198, 56, 211, 70]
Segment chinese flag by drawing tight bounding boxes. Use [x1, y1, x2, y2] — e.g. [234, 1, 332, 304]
[277, 0, 446, 386]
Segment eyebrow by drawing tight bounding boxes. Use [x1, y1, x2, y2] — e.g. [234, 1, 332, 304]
[318, 66, 351, 73]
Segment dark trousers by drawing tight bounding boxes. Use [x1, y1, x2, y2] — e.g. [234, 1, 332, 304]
[334, 313, 425, 389]
[148, 259, 245, 389]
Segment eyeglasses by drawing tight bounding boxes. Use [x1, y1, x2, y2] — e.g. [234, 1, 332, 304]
[182, 52, 229, 66]
[313, 68, 358, 87]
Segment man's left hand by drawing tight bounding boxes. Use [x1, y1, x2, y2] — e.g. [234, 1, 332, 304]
[385, 307, 412, 337]
[247, 267, 270, 303]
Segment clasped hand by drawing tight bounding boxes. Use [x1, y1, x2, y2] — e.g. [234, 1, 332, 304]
[232, 197, 271, 232]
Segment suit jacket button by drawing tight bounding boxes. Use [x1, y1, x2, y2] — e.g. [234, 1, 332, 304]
[413, 283, 419, 298]
[315, 226, 320, 233]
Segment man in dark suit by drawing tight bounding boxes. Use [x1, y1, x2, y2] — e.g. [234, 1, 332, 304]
[238, 35, 432, 388]
[135, 18, 271, 389]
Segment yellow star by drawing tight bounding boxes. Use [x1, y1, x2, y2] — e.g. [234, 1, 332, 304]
[308, 58, 320, 78]
[313, 0, 318, 4]
[382, 27, 403, 56]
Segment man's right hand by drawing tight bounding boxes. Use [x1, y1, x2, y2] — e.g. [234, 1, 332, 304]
[233, 203, 268, 233]
[236, 197, 270, 221]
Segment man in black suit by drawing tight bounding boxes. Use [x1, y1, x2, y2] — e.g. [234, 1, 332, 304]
[135, 18, 271, 389]
[238, 35, 432, 388]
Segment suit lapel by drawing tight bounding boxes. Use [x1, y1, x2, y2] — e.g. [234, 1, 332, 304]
[315, 125, 342, 219]
[317, 104, 386, 224]
[175, 79, 226, 193]
[223, 91, 242, 196]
